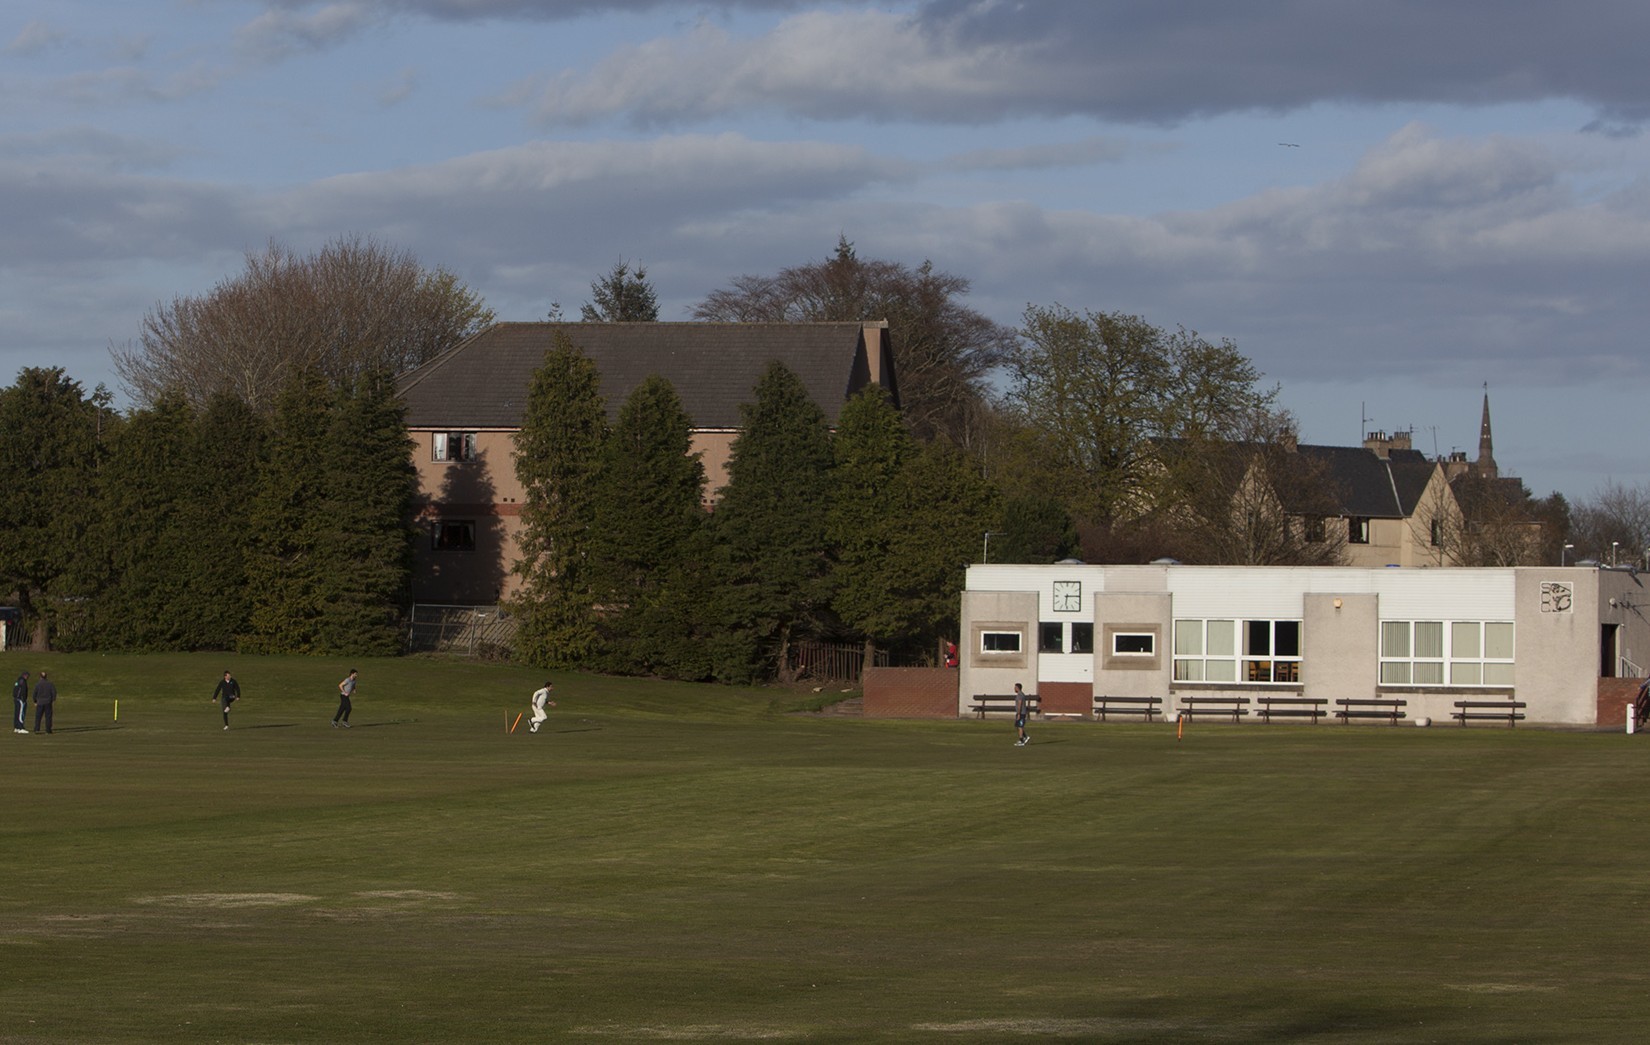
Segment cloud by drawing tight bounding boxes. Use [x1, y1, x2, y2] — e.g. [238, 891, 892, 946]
[236, 2, 381, 62]
[516, 1, 1650, 127]
[6, 19, 65, 55]
[946, 136, 1140, 172]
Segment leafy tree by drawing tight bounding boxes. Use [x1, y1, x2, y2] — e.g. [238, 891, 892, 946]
[115, 234, 494, 413]
[693, 237, 1011, 444]
[580, 261, 660, 322]
[509, 335, 608, 667]
[992, 493, 1079, 565]
[0, 368, 114, 650]
[587, 374, 706, 673]
[692, 362, 834, 683]
[1006, 303, 1276, 528]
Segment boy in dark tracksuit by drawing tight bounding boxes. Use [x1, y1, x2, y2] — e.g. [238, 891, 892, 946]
[12, 671, 27, 734]
[32, 672, 57, 734]
[211, 671, 241, 730]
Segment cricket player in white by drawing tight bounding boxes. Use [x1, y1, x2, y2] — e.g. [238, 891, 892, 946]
[529, 681, 556, 733]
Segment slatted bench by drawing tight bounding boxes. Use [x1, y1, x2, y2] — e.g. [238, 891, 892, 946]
[1093, 695, 1162, 722]
[1335, 698, 1407, 724]
[1255, 696, 1328, 724]
[1452, 700, 1526, 727]
[1177, 696, 1249, 723]
[969, 693, 1038, 719]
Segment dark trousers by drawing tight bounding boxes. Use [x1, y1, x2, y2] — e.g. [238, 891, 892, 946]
[333, 695, 351, 723]
[13, 696, 24, 730]
[34, 704, 53, 733]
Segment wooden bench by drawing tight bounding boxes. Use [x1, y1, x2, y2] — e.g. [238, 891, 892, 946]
[1335, 698, 1407, 724]
[1176, 696, 1249, 723]
[969, 693, 1038, 719]
[1452, 700, 1526, 727]
[1256, 696, 1328, 724]
[1093, 695, 1162, 722]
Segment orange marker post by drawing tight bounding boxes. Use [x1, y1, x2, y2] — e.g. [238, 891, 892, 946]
[509, 712, 522, 734]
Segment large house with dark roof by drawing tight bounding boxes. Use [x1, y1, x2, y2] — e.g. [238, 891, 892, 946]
[1295, 430, 1460, 567]
[397, 321, 898, 605]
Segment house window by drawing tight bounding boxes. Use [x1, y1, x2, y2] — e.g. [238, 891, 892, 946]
[1071, 622, 1095, 654]
[1380, 620, 1513, 687]
[432, 520, 476, 552]
[1303, 516, 1326, 543]
[980, 631, 1022, 654]
[433, 431, 477, 462]
[1429, 519, 1442, 547]
[1112, 632, 1155, 656]
[1039, 622, 1064, 653]
[1174, 619, 1300, 683]
[1348, 517, 1370, 544]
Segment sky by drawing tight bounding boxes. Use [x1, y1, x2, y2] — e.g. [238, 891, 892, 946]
[3, 0, 1648, 503]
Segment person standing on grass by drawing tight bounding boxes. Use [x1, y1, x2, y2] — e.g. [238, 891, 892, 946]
[12, 670, 27, 734]
[211, 670, 241, 730]
[332, 669, 357, 728]
[1013, 682, 1030, 747]
[529, 680, 556, 734]
[32, 671, 57, 734]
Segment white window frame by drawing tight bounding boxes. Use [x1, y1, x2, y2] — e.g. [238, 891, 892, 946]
[980, 630, 1023, 654]
[1380, 619, 1513, 687]
[432, 431, 477, 463]
[1173, 618, 1301, 684]
[1111, 632, 1155, 657]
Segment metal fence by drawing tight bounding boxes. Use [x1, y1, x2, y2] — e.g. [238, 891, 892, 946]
[406, 604, 516, 659]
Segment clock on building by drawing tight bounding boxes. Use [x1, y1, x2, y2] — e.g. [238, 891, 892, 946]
[1052, 580, 1081, 612]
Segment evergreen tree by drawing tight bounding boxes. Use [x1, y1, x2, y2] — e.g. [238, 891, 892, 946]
[826, 387, 917, 661]
[313, 371, 417, 654]
[694, 361, 834, 682]
[580, 261, 660, 322]
[887, 441, 998, 652]
[587, 374, 706, 673]
[74, 397, 199, 650]
[0, 368, 114, 650]
[241, 368, 335, 653]
[175, 394, 268, 649]
[510, 335, 608, 667]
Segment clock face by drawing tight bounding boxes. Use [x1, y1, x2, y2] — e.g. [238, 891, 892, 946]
[1053, 581, 1081, 612]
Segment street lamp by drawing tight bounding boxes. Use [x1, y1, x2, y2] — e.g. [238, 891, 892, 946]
[1562, 543, 1574, 567]
[982, 531, 1006, 563]
[1612, 541, 1620, 566]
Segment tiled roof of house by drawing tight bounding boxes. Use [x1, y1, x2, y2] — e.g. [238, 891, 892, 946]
[397, 321, 895, 430]
[1291, 445, 1437, 518]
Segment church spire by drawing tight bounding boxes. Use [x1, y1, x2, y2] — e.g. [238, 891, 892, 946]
[1476, 385, 1498, 480]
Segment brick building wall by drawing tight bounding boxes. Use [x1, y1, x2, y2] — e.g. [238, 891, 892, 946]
[863, 667, 957, 719]
[1598, 676, 1645, 730]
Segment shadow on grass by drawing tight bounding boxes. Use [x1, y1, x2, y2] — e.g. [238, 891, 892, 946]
[348, 719, 419, 729]
[48, 725, 122, 734]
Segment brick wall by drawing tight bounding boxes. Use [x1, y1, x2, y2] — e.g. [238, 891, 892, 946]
[1038, 681, 1092, 718]
[863, 667, 958, 719]
[1599, 676, 1646, 730]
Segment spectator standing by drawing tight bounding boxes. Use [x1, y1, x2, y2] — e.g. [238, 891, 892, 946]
[11, 671, 27, 734]
[32, 671, 57, 734]
[1013, 682, 1030, 747]
[332, 669, 357, 728]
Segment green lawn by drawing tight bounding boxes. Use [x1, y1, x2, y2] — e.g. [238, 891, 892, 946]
[2, 651, 1648, 1043]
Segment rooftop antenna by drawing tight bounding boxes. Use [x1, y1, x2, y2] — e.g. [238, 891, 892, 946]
[1360, 401, 1370, 442]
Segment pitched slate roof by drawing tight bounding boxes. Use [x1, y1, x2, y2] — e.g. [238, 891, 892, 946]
[397, 321, 895, 430]
[1289, 444, 1438, 518]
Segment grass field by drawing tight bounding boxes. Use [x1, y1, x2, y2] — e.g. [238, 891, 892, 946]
[2, 651, 1649, 1043]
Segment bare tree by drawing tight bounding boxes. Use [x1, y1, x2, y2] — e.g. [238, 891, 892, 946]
[114, 235, 494, 413]
[1437, 473, 1550, 566]
[693, 237, 1011, 444]
[1571, 479, 1650, 566]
